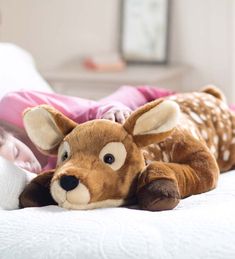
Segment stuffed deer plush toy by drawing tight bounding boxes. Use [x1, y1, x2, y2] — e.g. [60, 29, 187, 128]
[19, 86, 235, 211]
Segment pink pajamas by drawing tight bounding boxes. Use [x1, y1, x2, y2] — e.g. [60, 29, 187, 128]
[1, 85, 234, 173]
[0, 85, 174, 128]
[0, 85, 174, 171]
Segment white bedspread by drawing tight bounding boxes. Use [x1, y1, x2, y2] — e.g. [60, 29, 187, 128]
[0, 171, 235, 259]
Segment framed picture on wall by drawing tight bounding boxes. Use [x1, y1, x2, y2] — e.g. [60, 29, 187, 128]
[120, 0, 170, 64]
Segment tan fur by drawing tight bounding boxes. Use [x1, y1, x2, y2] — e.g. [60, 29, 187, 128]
[201, 85, 227, 102]
[24, 104, 77, 155]
[20, 87, 235, 211]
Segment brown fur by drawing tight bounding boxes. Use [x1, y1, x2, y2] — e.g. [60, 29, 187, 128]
[20, 87, 235, 211]
[201, 85, 226, 102]
[19, 170, 56, 207]
[53, 121, 145, 202]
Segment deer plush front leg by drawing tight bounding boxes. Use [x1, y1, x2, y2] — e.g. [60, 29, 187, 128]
[137, 162, 180, 211]
[137, 134, 220, 211]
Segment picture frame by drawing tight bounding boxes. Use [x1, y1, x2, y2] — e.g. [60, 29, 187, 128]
[120, 0, 170, 64]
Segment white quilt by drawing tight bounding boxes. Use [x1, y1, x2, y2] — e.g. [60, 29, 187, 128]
[0, 171, 235, 259]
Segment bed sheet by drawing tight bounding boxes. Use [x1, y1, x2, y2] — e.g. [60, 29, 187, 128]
[0, 171, 235, 259]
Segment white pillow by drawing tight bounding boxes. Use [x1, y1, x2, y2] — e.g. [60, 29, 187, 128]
[0, 157, 36, 210]
[0, 43, 53, 100]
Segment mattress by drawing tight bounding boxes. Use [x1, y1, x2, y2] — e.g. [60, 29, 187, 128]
[0, 171, 235, 259]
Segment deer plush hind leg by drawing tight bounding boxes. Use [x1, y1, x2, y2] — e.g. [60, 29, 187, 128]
[137, 135, 220, 211]
[122, 98, 219, 211]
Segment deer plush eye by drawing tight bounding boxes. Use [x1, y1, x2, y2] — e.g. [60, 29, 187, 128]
[61, 151, 69, 162]
[103, 153, 115, 164]
[57, 141, 71, 164]
[99, 142, 127, 171]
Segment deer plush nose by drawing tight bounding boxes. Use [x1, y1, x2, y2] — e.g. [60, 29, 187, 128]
[60, 175, 79, 191]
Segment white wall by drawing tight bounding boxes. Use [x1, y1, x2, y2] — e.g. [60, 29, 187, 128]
[0, 0, 120, 70]
[0, 0, 234, 102]
[169, 0, 234, 102]
[231, 0, 235, 102]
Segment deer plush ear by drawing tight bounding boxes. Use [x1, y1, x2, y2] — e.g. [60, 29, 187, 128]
[123, 99, 180, 147]
[23, 105, 77, 155]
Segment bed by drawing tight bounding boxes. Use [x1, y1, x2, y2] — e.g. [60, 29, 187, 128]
[0, 43, 235, 259]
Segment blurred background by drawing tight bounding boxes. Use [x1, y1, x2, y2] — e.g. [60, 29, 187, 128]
[0, 0, 234, 102]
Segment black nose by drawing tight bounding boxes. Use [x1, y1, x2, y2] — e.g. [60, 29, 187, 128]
[60, 175, 79, 191]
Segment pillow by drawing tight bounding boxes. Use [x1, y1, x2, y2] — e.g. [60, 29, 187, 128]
[0, 43, 53, 100]
[0, 157, 36, 210]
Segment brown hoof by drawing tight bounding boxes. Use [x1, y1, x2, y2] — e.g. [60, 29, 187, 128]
[137, 179, 180, 211]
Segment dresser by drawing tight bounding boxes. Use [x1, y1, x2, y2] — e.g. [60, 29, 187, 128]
[41, 64, 189, 100]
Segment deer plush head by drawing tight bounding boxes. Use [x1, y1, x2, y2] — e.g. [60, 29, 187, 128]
[20, 99, 180, 210]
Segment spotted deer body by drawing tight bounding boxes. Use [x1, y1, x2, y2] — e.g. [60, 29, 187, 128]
[19, 87, 235, 211]
[143, 92, 235, 173]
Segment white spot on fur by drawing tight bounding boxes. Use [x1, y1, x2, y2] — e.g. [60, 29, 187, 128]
[181, 124, 189, 131]
[156, 144, 161, 150]
[232, 138, 235, 144]
[213, 136, 219, 146]
[201, 129, 208, 140]
[220, 102, 227, 110]
[222, 114, 227, 120]
[162, 151, 169, 162]
[210, 145, 216, 154]
[200, 114, 207, 120]
[190, 112, 203, 124]
[212, 116, 217, 122]
[219, 122, 224, 128]
[215, 107, 221, 114]
[204, 101, 214, 107]
[223, 150, 230, 161]
[191, 128, 199, 140]
[222, 133, 228, 141]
